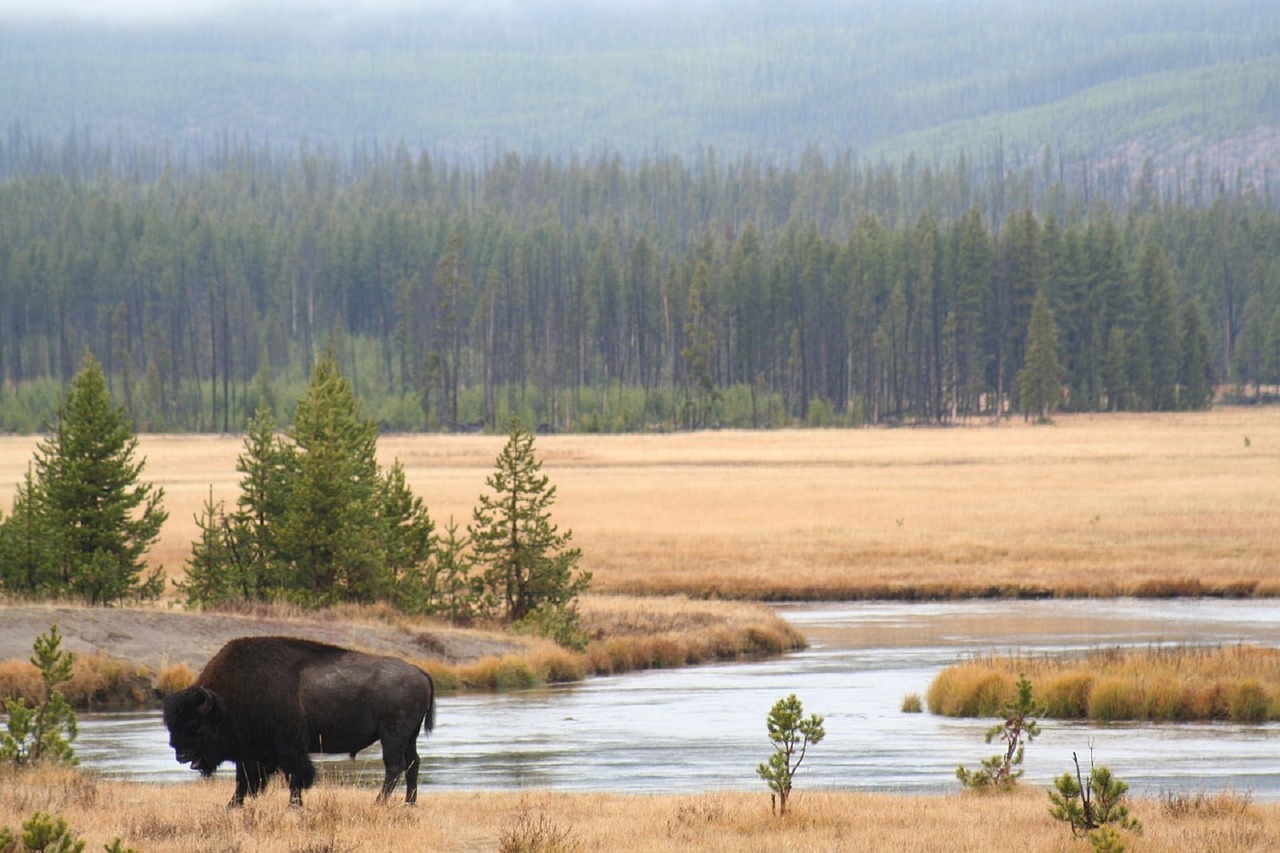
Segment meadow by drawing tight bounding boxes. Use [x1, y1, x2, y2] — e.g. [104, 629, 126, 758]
[3, 408, 1275, 601]
[1, 767, 1276, 853]
[2, 410, 1279, 849]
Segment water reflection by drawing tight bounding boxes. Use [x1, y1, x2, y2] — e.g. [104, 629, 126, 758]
[78, 599, 1280, 797]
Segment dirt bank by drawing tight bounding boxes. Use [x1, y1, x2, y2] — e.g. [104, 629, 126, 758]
[0, 605, 529, 672]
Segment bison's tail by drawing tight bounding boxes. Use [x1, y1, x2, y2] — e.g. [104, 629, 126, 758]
[422, 670, 437, 737]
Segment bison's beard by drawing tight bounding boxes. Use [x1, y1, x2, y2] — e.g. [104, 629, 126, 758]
[175, 748, 222, 776]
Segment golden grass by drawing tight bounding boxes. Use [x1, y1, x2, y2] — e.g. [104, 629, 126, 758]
[4, 408, 1278, 601]
[415, 596, 802, 691]
[0, 654, 154, 709]
[2, 767, 1278, 853]
[931, 645, 1280, 722]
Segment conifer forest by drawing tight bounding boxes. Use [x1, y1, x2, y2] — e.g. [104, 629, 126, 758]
[1, 0, 1278, 433]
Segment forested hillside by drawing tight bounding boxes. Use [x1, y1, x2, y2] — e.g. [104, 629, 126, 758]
[1, 0, 1278, 433]
[1, 0, 1278, 176]
[0, 140, 1275, 434]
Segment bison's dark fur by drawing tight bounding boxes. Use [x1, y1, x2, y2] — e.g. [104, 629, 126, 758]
[162, 636, 435, 807]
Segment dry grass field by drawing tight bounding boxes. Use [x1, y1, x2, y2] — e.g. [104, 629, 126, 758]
[2, 767, 1276, 853]
[2, 408, 1277, 600]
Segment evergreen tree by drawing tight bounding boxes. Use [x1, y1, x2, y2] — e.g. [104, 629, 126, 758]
[1179, 302, 1214, 410]
[379, 460, 437, 613]
[28, 351, 166, 604]
[177, 489, 241, 606]
[756, 694, 826, 816]
[0, 626, 77, 767]
[0, 466, 57, 597]
[231, 404, 292, 599]
[469, 419, 590, 626]
[1018, 289, 1063, 422]
[275, 344, 386, 604]
[1138, 244, 1181, 411]
[681, 260, 719, 429]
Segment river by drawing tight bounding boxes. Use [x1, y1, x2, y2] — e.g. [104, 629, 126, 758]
[76, 599, 1280, 798]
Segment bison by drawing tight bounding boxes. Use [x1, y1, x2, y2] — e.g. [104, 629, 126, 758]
[162, 636, 436, 807]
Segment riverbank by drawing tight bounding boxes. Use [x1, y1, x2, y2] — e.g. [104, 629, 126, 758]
[2, 767, 1275, 852]
[0, 596, 803, 707]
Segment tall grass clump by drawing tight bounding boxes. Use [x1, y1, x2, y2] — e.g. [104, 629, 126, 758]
[927, 664, 1014, 717]
[932, 645, 1280, 722]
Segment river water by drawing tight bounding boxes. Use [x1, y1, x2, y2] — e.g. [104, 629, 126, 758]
[76, 599, 1280, 798]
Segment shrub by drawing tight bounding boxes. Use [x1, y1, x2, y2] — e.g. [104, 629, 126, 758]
[1088, 678, 1144, 722]
[155, 663, 196, 697]
[0, 662, 43, 706]
[927, 665, 1014, 717]
[1040, 671, 1093, 718]
[1228, 680, 1271, 723]
[900, 693, 923, 713]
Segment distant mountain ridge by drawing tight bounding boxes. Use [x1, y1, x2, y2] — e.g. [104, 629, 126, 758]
[1, 0, 1277, 176]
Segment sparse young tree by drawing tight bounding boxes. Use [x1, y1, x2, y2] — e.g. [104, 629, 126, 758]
[756, 693, 825, 816]
[1049, 752, 1143, 849]
[956, 674, 1043, 789]
[0, 626, 78, 767]
[469, 419, 591, 629]
[25, 351, 166, 604]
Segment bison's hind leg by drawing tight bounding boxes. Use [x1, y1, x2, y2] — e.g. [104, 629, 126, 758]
[375, 737, 416, 804]
[403, 743, 421, 805]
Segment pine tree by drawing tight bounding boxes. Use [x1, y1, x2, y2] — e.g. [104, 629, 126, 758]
[0, 466, 57, 597]
[1179, 302, 1214, 410]
[29, 351, 166, 604]
[177, 488, 240, 606]
[0, 626, 78, 767]
[1018, 289, 1063, 422]
[231, 404, 292, 599]
[379, 460, 437, 612]
[1138, 244, 1181, 411]
[469, 419, 590, 626]
[756, 694, 825, 816]
[276, 344, 385, 604]
[431, 517, 478, 623]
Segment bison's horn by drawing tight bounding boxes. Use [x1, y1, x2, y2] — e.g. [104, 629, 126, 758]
[196, 687, 215, 715]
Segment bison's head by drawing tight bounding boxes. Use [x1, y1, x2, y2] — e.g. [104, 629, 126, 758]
[162, 685, 234, 776]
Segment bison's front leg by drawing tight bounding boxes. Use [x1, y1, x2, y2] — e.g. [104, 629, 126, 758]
[282, 757, 317, 807]
[230, 761, 273, 808]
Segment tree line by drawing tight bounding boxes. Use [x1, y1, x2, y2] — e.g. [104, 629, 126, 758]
[0, 351, 591, 646]
[0, 140, 1276, 434]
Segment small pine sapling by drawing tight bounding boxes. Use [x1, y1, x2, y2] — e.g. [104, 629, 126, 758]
[0, 626, 78, 766]
[756, 694, 825, 816]
[956, 674, 1042, 789]
[1048, 751, 1143, 849]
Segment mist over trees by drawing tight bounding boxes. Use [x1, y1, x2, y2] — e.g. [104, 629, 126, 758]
[1, 0, 1278, 174]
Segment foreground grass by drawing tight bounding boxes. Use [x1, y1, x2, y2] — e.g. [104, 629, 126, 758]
[1, 767, 1276, 853]
[5, 409, 1278, 602]
[929, 645, 1280, 722]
